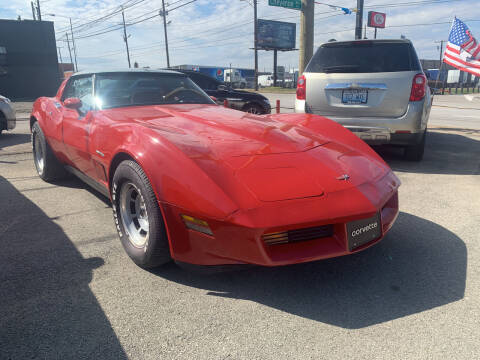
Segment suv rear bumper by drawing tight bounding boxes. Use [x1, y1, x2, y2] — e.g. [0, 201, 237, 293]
[342, 126, 424, 146]
[296, 99, 430, 146]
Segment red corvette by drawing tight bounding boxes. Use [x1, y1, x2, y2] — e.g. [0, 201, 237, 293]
[30, 70, 399, 269]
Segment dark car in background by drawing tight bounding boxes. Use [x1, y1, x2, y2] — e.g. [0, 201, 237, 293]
[176, 70, 271, 114]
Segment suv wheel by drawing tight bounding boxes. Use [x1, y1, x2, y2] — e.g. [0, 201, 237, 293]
[404, 130, 426, 161]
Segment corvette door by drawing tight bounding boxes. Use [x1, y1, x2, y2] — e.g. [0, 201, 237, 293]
[61, 75, 95, 175]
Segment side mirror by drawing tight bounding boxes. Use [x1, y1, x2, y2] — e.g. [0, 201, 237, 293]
[209, 96, 218, 102]
[217, 84, 228, 91]
[64, 97, 82, 110]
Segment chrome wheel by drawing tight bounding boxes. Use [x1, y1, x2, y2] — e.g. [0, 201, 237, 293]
[33, 132, 45, 174]
[119, 182, 149, 247]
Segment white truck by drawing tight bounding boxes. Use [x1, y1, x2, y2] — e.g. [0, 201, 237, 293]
[224, 69, 247, 89]
[258, 75, 273, 87]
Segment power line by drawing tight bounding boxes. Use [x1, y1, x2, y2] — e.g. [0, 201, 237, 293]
[54, 0, 147, 35]
[70, 0, 465, 65]
[73, 0, 199, 40]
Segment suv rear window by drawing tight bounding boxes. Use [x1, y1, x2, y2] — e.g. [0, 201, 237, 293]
[305, 41, 421, 73]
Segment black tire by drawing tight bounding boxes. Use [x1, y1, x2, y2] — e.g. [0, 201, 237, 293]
[111, 160, 171, 268]
[0, 111, 5, 135]
[243, 103, 264, 115]
[31, 121, 67, 181]
[404, 130, 427, 161]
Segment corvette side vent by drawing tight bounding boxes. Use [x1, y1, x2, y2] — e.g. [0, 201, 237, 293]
[262, 225, 334, 245]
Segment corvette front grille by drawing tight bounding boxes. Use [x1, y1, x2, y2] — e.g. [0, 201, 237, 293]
[262, 225, 334, 245]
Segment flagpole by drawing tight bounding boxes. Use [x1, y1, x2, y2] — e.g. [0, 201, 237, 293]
[433, 17, 456, 97]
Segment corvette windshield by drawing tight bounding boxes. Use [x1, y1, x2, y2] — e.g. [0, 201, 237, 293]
[95, 72, 214, 109]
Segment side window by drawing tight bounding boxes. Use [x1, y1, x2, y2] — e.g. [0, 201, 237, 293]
[62, 79, 76, 100]
[62, 76, 94, 115]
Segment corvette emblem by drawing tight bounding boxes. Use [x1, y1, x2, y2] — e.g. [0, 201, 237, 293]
[336, 174, 350, 181]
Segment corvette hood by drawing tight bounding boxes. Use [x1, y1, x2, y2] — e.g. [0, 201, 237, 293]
[102, 104, 329, 158]
[102, 104, 389, 203]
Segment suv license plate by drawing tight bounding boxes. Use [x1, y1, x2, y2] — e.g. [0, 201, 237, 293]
[342, 89, 368, 104]
[347, 213, 382, 251]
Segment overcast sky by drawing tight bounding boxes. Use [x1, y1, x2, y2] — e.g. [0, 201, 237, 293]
[1, 0, 478, 72]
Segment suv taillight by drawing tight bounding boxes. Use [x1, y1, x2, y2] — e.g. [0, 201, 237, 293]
[296, 75, 306, 100]
[410, 73, 427, 101]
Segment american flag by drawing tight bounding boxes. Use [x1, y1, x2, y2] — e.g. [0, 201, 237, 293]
[444, 18, 480, 77]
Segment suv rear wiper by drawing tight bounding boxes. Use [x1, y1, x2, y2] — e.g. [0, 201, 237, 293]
[322, 65, 360, 73]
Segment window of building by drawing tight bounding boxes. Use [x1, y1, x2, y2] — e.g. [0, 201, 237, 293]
[0, 46, 7, 65]
[0, 46, 7, 75]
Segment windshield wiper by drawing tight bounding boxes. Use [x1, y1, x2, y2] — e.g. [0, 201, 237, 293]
[322, 65, 360, 73]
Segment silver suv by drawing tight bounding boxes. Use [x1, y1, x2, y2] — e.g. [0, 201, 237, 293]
[295, 39, 431, 161]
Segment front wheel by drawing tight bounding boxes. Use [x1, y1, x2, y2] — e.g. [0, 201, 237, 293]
[111, 160, 171, 268]
[404, 130, 426, 161]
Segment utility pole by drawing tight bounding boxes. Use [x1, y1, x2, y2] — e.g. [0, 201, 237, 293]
[69, 18, 78, 71]
[253, 0, 258, 90]
[57, 47, 63, 63]
[299, 0, 315, 75]
[36, 0, 41, 20]
[161, 0, 170, 68]
[121, 7, 131, 68]
[436, 40, 445, 63]
[273, 50, 278, 87]
[65, 32, 74, 68]
[355, 0, 364, 39]
[31, 2, 37, 20]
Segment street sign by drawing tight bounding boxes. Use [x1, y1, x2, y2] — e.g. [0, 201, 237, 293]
[367, 11, 386, 28]
[257, 19, 296, 50]
[268, 0, 302, 10]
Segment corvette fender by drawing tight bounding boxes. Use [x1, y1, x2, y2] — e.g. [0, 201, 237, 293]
[99, 123, 239, 221]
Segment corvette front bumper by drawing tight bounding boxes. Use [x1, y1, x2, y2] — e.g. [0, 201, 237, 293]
[160, 171, 400, 267]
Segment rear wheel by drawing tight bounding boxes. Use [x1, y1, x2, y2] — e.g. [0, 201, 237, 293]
[111, 160, 171, 268]
[31, 122, 67, 181]
[404, 130, 426, 161]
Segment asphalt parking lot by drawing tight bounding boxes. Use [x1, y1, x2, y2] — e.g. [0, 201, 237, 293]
[1, 95, 479, 359]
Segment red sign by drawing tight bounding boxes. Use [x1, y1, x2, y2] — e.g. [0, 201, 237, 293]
[368, 11, 386, 28]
